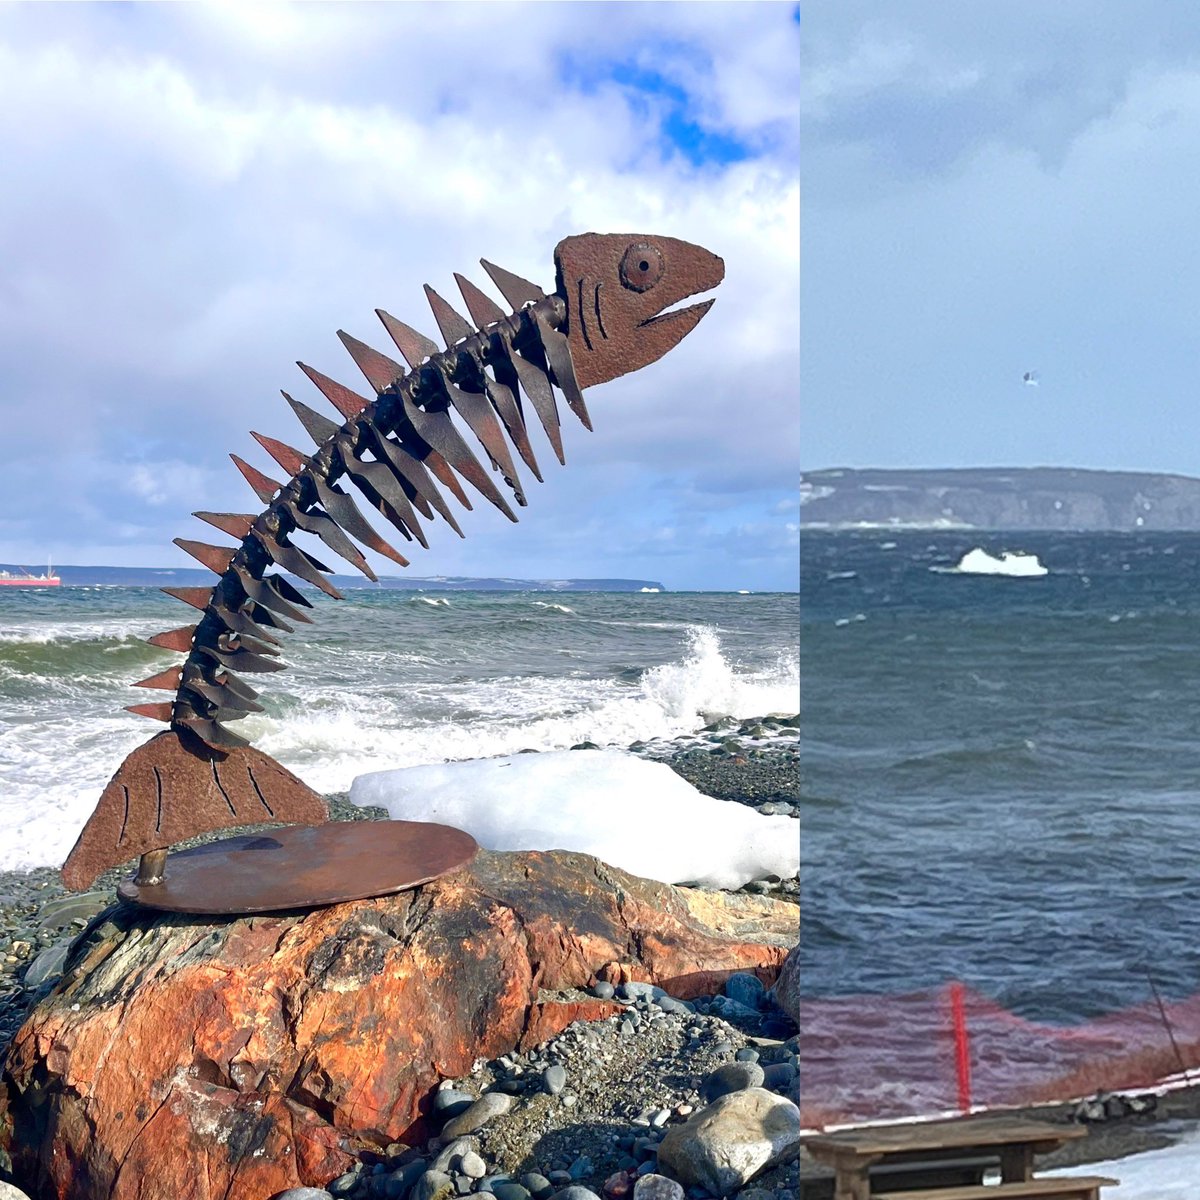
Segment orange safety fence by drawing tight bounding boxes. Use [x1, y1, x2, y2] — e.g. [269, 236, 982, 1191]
[799, 981, 1200, 1129]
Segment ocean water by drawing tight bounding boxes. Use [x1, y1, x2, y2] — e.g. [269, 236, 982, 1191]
[0, 587, 798, 874]
[803, 530, 1200, 1022]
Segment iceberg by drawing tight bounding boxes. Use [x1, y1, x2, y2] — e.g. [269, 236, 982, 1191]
[350, 749, 799, 890]
[953, 548, 1048, 577]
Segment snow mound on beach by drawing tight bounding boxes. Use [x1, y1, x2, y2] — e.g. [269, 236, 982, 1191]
[349, 749, 798, 890]
[1049, 1125, 1200, 1198]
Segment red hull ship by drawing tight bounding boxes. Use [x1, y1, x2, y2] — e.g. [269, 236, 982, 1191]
[0, 562, 60, 587]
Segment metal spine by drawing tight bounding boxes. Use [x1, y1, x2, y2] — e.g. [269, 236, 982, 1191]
[143, 291, 576, 750]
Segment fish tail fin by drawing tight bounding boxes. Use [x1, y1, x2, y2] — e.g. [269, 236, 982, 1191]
[61, 730, 327, 891]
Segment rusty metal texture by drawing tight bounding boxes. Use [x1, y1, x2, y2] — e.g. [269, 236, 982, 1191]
[61, 232, 723, 897]
[116, 820, 479, 914]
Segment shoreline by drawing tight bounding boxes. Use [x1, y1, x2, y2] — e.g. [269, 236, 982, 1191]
[0, 722, 799, 1061]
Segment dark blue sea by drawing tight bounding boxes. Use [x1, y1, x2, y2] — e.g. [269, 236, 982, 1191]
[802, 530, 1200, 1023]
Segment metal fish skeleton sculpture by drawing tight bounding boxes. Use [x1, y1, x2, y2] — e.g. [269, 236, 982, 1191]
[61, 233, 724, 895]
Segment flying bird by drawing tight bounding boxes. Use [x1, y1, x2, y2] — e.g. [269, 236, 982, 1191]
[1022, 371, 1039, 387]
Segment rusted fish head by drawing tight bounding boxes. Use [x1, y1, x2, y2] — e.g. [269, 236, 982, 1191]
[554, 233, 724, 390]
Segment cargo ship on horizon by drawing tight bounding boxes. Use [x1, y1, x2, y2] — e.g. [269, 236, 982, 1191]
[0, 561, 61, 587]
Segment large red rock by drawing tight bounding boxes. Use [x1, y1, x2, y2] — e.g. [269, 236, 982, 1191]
[0, 849, 795, 1200]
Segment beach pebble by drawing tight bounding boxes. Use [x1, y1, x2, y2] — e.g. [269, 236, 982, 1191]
[386, 1161, 430, 1198]
[702, 1062, 765, 1102]
[412, 1171, 456, 1200]
[590, 981, 616, 1000]
[22, 941, 70, 989]
[707, 995, 760, 1022]
[492, 1185, 531, 1200]
[521, 1173, 554, 1200]
[568, 1156, 593, 1179]
[617, 981, 666, 1002]
[658, 1089, 800, 1197]
[762, 1062, 797, 1093]
[440, 1092, 513, 1138]
[633, 1177, 684, 1200]
[432, 1136, 478, 1174]
[276, 1190, 334, 1200]
[479, 1177, 516, 1193]
[734, 1048, 759, 1064]
[543, 1064, 567, 1095]
[619, 1018, 635, 1038]
[434, 1089, 476, 1120]
[460, 1152, 487, 1180]
[329, 1169, 364, 1197]
[724, 974, 766, 1010]
[552, 1189, 602, 1200]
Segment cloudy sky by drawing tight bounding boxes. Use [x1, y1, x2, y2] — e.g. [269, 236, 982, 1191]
[804, 3, 1200, 478]
[0, 2, 799, 592]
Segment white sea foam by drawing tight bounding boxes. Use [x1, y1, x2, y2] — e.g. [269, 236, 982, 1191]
[532, 601, 573, 613]
[351, 750, 799, 889]
[0, 623, 797, 871]
[410, 596, 451, 607]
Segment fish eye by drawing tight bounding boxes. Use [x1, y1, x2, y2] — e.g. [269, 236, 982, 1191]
[619, 242, 664, 292]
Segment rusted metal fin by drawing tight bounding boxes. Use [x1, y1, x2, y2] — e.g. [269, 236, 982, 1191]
[194, 512, 256, 540]
[334, 441, 429, 549]
[399, 392, 510, 515]
[250, 432, 307, 478]
[481, 258, 545, 308]
[455, 272, 507, 327]
[147, 625, 197, 652]
[246, 602, 293, 634]
[126, 702, 174, 722]
[309, 475, 410, 567]
[180, 678, 264, 716]
[210, 603, 283, 647]
[362, 418, 463, 534]
[424, 286, 475, 346]
[195, 642, 285, 675]
[175, 715, 252, 750]
[251, 530, 343, 599]
[480, 367, 541, 482]
[268, 574, 313, 609]
[496, 331, 564, 464]
[218, 629, 280, 658]
[230, 454, 283, 505]
[233, 565, 314, 624]
[281, 497, 378, 580]
[162, 587, 213, 612]
[376, 309, 441, 370]
[421, 445, 472, 510]
[134, 667, 184, 691]
[533, 310, 592, 431]
[173, 538, 238, 576]
[337, 331, 407, 394]
[432, 363, 522, 514]
[296, 365, 372, 421]
[209, 670, 261, 704]
[284, 392, 341, 445]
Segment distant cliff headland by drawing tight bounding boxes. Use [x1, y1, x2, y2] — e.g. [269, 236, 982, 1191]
[800, 467, 1200, 531]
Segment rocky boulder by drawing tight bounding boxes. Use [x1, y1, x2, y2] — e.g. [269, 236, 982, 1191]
[657, 1088, 801, 1196]
[0, 849, 794, 1200]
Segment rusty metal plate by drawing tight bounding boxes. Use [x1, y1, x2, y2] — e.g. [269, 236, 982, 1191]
[117, 820, 479, 914]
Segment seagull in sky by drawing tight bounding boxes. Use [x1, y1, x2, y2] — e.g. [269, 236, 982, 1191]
[1022, 371, 1039, 387]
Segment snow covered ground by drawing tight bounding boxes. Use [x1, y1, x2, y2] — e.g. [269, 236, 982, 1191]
[1048, 1126, 1200, 1198]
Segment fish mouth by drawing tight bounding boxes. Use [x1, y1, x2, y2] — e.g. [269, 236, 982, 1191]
[638, 296, 716, 333]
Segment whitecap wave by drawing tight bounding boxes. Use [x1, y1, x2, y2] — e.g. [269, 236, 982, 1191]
[935, 548, 1048, 577]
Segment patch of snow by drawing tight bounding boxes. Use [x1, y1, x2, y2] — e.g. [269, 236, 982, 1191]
[1048, 1126, 1200, 1198]
[349, 749, 799, 889]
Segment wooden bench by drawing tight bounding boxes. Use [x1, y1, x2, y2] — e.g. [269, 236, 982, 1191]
[874, 1177, 1119, 1200]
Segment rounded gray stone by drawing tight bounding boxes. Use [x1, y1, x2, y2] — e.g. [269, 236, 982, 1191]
[492, 1185, 531, 1200]
[543, 1064, 568, 1095]
[633, 1177, 684, 1200]
[521, 1173, 554, 1200]
[590, 981, 615, 999]
[440, 1092, 514, 1138]
[412, 1171, 456, 1200]
[658, 1088, 800, 1197]
[702, 1062, 765, 1102]
[275, 1191, 334, 1200]
[551, 1189, 602, 1200]
[460, 1153, 487, 1180]
[724, 973, 766, 1010]
[434, 1089, 477, 1120]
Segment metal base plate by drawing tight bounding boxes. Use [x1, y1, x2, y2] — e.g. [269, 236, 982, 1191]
[117, 820, 479, 914]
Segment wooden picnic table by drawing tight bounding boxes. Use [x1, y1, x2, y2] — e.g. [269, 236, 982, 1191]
[803, 1115, 1091, 1200]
